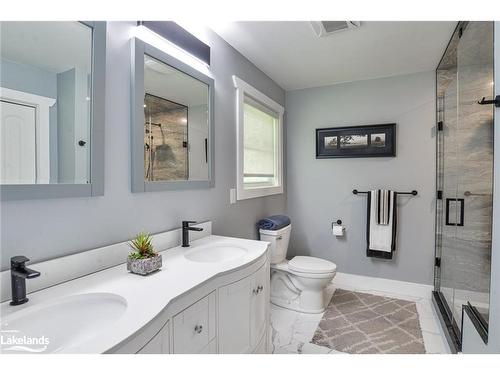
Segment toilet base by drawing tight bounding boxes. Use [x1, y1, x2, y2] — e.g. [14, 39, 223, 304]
[271, 299, 326, 314]
[270, 268, 335, 314]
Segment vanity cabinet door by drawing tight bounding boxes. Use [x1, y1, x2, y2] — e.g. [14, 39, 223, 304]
[137, 321, 170, 354]
[251, 263, 269, 348]
[218, 274, 253, 353]
[172, 291, 216, 354]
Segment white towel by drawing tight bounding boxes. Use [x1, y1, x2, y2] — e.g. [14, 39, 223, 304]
[369, 190, 395, 252]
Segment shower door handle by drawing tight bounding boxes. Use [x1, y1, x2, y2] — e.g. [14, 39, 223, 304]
[477, 95, 500, 107]
[445, 198, 464, 226]
[464, 191, 491, 197]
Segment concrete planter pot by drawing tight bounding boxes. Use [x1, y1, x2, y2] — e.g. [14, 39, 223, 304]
[127, 254, 162, 275]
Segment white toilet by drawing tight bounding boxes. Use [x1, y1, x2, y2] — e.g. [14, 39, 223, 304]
[259, 224, 337, 313]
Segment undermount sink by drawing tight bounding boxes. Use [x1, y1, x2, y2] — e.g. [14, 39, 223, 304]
[1, 293, 127, 353]
[184, 244, 248, 263]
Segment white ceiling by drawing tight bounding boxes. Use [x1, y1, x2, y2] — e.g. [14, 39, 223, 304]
[1, 22, 92, 74]
[210, 21, 457, 91]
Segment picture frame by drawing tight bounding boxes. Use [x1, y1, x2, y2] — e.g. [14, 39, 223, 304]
[316, 123, 396, 158]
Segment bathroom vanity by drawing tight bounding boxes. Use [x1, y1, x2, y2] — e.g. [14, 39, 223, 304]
[112, 240, 270, 354]
[0, 224, 270, 354]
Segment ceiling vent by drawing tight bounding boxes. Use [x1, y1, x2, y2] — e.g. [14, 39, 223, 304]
[310, 21, 361, 37]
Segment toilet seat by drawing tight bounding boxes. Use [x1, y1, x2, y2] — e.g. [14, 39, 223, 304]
[288, 256, 336, 274]
[271, 256, 337, 278]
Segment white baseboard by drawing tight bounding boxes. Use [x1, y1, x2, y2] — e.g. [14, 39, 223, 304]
[333, 272, 434, 300]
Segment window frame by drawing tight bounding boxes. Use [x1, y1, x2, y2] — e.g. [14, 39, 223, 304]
[233, 76, 284, 200]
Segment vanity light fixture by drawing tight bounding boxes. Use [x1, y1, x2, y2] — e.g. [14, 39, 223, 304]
[134, 23, 211, 76]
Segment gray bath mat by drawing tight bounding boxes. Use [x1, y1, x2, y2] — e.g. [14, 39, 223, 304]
[311, 289, 426, 354]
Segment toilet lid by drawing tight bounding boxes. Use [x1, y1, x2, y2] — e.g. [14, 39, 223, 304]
[288, 256, 337, 274]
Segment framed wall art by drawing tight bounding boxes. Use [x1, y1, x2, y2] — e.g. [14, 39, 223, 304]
[316, 123, 396, 158]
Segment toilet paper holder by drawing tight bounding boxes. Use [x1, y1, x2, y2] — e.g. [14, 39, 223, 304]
[332, 220, 345, 236]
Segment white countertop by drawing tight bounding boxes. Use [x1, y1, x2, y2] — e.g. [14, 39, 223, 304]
[0, 235, 269, 353]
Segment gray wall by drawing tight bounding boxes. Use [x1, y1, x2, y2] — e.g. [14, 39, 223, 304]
[0, 21, 286, 270]
[285, 71, 435, 285]
[0, 58, 57, 98]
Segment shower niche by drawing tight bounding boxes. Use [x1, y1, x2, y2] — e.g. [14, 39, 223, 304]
[434, 21, 495, 351]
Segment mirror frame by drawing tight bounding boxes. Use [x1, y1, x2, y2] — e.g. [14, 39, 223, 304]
[0, 21, 107, 201]
[130, 37, 215, 193]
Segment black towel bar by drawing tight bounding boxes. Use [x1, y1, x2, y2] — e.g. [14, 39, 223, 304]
[353, 189, 418, 196]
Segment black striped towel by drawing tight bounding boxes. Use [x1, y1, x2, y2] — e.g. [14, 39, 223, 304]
[377, 189, 391, 225]
[366, 189, 397, 259]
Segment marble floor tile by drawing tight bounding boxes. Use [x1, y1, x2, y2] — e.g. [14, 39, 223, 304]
[422, 331, 451, 354]
[299, 342, 336, 354]
[270, 281, 450, 354]
[416, 302, 444, 335]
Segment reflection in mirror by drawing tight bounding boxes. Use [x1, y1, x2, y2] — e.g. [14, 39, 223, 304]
[0, 22, 92, 185]
[143, 54, 209, 182]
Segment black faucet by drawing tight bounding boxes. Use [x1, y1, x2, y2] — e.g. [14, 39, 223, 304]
[10, 256, 40, 306]
[182, 221, 203, 247]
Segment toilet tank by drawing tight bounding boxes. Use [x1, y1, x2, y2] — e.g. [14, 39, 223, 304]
[259, 224, 291, 264]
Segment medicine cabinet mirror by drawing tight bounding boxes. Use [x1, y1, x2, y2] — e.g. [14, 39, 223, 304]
[131, 38, 214, 192]
[0, 21, 106, 200]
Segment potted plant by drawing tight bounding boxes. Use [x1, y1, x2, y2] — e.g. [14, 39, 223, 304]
[127, 232, 162, 275]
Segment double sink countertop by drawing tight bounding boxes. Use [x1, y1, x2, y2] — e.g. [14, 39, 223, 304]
[0, 235, 269, 354]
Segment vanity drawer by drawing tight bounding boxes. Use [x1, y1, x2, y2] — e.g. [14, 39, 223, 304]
[172, 291, 216, 353]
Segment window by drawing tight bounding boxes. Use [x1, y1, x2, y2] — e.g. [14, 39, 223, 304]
[233, 76, 284, 200]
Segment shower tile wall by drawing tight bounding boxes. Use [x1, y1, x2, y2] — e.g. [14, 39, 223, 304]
[437, 21, 494, 326]
[144, 94, 189, 181]
[455, 21, 493, 320]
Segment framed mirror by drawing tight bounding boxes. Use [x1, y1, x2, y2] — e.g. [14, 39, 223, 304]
[131, 38, 214, 192]
[0, 21, 106, 200]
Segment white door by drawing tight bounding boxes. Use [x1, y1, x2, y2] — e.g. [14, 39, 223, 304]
[0, 100, 36, 184]
[218, 275, 253, 353]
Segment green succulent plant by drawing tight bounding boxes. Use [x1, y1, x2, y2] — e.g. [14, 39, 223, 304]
[128, 232, 156, 259]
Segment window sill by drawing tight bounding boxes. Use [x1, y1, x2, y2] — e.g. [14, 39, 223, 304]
[236, 185, 283, 200]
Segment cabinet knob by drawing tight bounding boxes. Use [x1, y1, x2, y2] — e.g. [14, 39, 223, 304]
[194, 325, 203, 334]
[253, 286, 264, 295]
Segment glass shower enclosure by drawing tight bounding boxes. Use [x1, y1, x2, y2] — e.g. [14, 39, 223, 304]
[434, 21, 495, 351]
